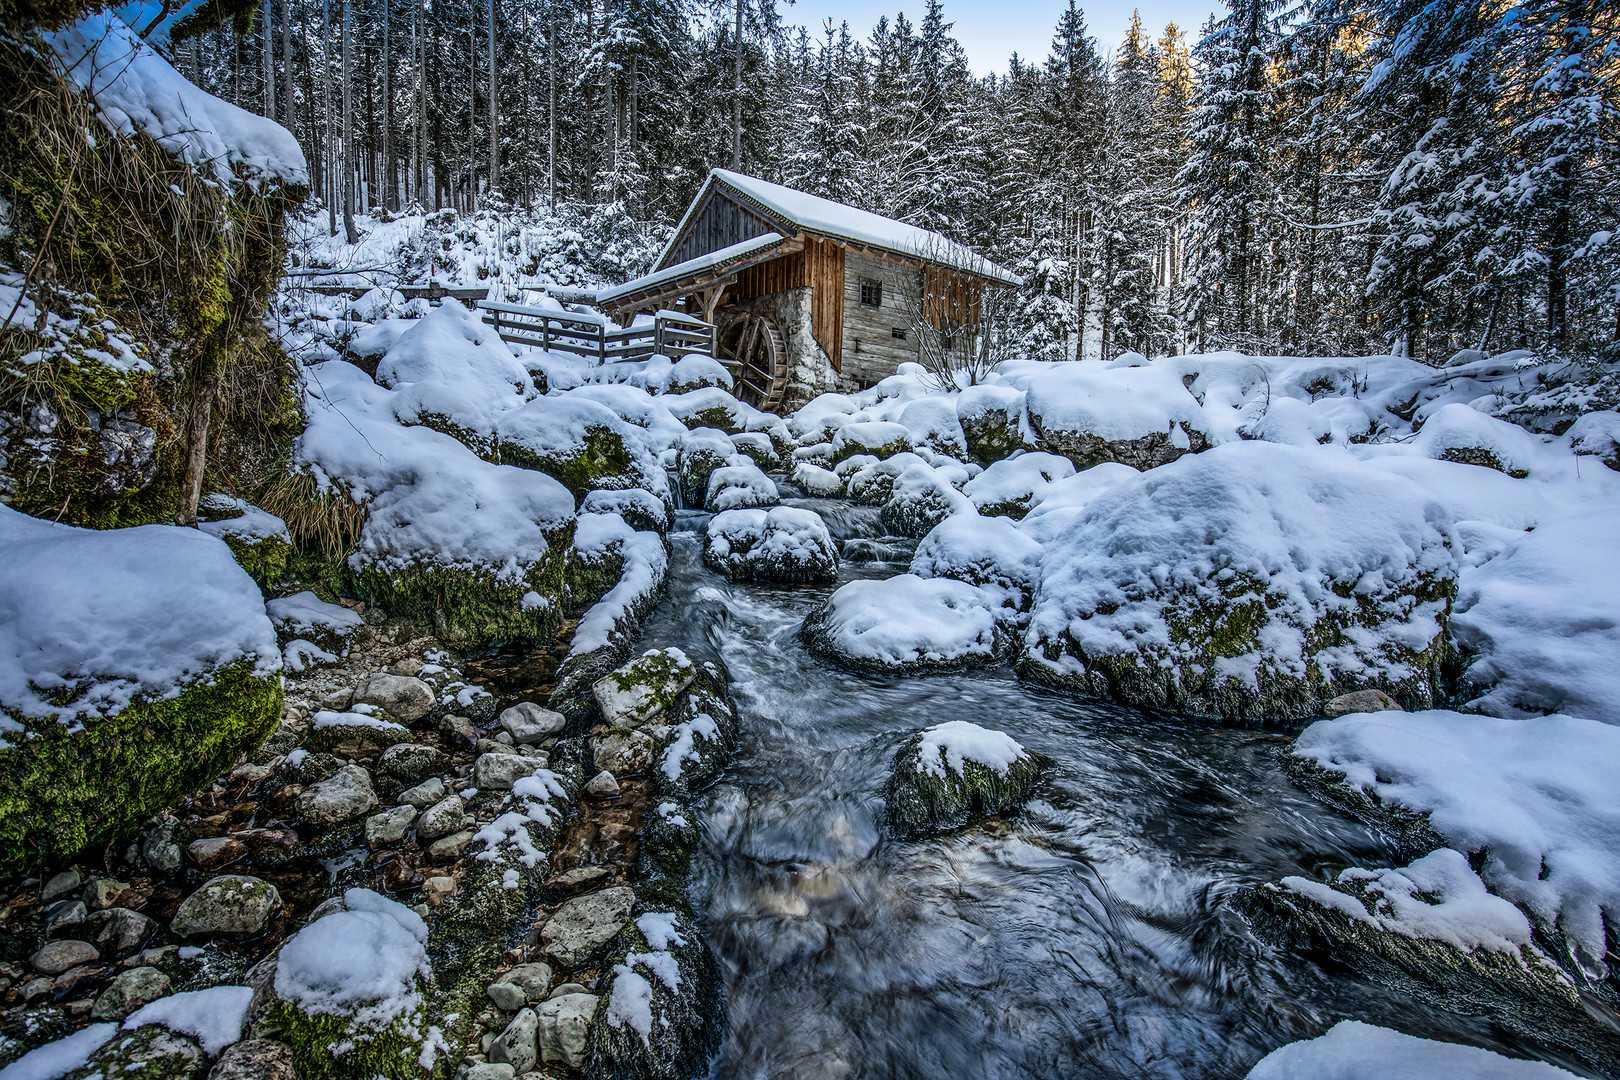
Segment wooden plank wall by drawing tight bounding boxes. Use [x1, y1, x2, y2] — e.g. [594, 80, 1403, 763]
[841, 248, 920, 387]
[806, 238, 845, 370]
[734, 249, 807, 300]
[669, 191, 780, 266]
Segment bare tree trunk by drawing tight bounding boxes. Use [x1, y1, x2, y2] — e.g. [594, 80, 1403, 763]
[547, 9, 556, 208]
[382, 0, 394, 210]
[176, 348, 220, 529]
[262, 0, 275, 118]
[488, 0, 498, 195]
[731, 0, 742, 170]
[281, 0, 291, 126]
[342, 0, 358, 243]
[324, 0, 336, 235]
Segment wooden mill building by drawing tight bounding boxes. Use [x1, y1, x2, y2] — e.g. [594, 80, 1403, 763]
[596, 169, 1021, 413]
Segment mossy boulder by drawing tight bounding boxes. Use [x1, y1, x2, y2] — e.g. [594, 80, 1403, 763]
[879, 464, 972, 539]
[592, 648, 696, 728]
[884, 721, 1045, 838]
[675, 428, 736, 508]
[198, 497, 293, 592]
[303, 711, 411, 756]
[956, 385, 1037, 465]
[63, 1027, 205, 1080]
[584, 910, 724, 1080]
[496, 397, 662, 500]
[0, 658, 280, 875]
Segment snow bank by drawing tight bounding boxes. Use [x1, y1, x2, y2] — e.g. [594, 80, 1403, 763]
[1414, 403, 1541, 477]
[0, 506, 280, 731]
[44, 14, 307, 187]
[1245, 1021, 1581, 1080]
[1449, 512, 1620, 724]
[123, 985, 253, 1054]
[1295, 709, 1620, 972]
[804, 574, 1004, 671]
[377, 303, 533, 443]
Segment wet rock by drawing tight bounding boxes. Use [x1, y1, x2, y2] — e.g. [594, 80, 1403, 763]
[592, 730, 656, 776]
[540, 887, 634, 969]
[319, 688, 355, 711]
[91, 907, 154, 955]
[207, 1039, 298, 1080]
[90, 966, 170, 1020]
[258, 723, 306, 762]
[386, 658, 424, 678]
[586, 910, 724, 1080]
[537, 993, 597, 1068]
[377, 743, 445, 784]
[84, 878, 133, 911]
[1323, 689, 1405, 718]
[475, 753, 542, 791]
[542, 867, 611, 898]
[41, 870, 81, 903]
[440, 714, 479, 749]
[293, 765, 378, 827]
[188, 837, 248, 873]
[583, 770, 620, 799]
[488, 1007, 539, 1073]
[593, 648, 695, 727]
[463, 1065, 514, 1080]
[422, 876, 458, 907]
[365, 806, 418, 847]
[489, 962, 554, 1010]
[140, 822, 185, 873]
[415, 795, 469, 842]
[476, 738, 523, 757]
[171, 875, 282, 937]
[43, 899, 87, 937]
[397, 777, 448, 808]
[350, 674, 435, 722]
[31, 939, 97, 974]
[426, 830, 477, 861]
[499, 703, 566, 745]
[549, 982, 589, 999]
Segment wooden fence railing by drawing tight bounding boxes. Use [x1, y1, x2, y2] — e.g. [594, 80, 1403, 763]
[478, 301, 717, 363]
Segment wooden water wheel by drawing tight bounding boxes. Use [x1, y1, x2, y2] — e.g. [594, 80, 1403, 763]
[716, 310, 788, 413]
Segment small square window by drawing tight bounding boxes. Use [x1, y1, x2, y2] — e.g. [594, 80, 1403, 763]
[860, 280, 882, 307]
[891, 327, 908, 341]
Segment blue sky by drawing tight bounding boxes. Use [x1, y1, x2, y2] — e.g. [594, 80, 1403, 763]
[782, 0, 1221, 76]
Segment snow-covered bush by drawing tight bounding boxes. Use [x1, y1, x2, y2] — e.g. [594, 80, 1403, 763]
[1024, 442, 1458, 726]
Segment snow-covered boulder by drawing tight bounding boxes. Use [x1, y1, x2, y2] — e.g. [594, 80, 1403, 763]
[960, 452, 1076, 519]
[587, 910, 724, 1080]
[831, 421, 911, 464]
[265, 591, 365, 653]
[703, 507, 838, 583]
[377, 302, 534, 452]
[665, 355, 734, 394]
[1450, 512, 1620, 724]
[956, 384, 1036, 464]
[1023, 442, 1458, 726]
[803, 574, 1007, 672]
[728, 431, 781, 470]
[843, 452, 927, 506]
[496, 395, 663, 498]
[1567, 410, 1620, 470]
[898, 397, 968, 458]
[883, 721, 1044, 838]
[1245, 1021, 1583, 1080]
[566, 384, 690, 446]
[911, 513, 1043, 614]
[1023, 361, 1212, 470]
[0, 506, 282, 873]
[299, 362, 577, 646]
[1289, 709, 1620, 978]
[1414, 403, 1539, 478]
[704, 464, 779, 512]
[676, 427, 737, 508]
[661, 387, 767, 434]
[581, 488, 674, 535]
[254, 888, 438, 1080]
[789, 462, 844, 498]
[880, 463, 973, 539]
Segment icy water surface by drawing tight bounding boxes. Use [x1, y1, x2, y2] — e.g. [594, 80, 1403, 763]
[627, 511, 1578, 1080]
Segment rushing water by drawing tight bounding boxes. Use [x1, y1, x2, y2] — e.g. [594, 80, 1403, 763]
[626, 506, 1577, 1079]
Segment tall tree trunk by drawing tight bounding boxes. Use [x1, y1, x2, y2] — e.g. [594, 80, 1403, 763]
[281, 0, 292, 126]
[488, 0, 498, 195]
[262, 0, 275, 118]
[324, 0, 336, 235]
[383, 0, 394, 210]
[732, 0, 743, 170]
[342, 0, 357, 243]
[547, 9, 556, 208]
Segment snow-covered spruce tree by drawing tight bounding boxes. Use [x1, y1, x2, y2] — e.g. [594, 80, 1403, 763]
[782, 21, 865, 207]
[1012, 248, 1081, 362]
[1356, 0, 1512, 360]
[1178, 0, 1286, 351]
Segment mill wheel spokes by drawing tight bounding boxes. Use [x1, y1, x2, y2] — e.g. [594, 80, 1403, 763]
[716, 311, 788, 414]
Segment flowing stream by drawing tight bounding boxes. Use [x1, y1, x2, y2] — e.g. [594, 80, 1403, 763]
[623, 502, 1569, 1079]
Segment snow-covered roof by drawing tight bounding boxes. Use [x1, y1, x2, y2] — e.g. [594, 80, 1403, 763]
[659, 170, 1022, 287]
[597, 234, 791, 308]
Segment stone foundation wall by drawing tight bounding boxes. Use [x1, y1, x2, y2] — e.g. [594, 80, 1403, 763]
[738, 288, 837, 415]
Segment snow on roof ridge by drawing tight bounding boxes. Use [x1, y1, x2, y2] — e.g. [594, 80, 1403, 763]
[705, 169, 1021, 286]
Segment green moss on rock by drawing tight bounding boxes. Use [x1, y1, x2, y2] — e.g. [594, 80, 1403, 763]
[884, 731, 1045, 839]
[0, 657, 281, 875]
[267, 1000, 430, 1080]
